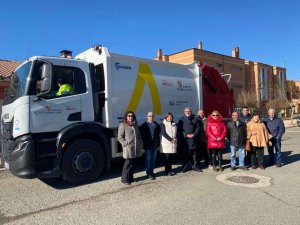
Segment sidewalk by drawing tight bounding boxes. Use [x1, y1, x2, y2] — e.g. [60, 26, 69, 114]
[283, 118, 297, 128]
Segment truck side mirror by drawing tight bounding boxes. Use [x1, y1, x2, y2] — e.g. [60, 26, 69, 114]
[36, 63, 52, 98]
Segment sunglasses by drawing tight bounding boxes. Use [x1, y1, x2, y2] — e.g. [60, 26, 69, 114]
[127, 115, 133, 117]
[148, 115, 154, 117]
[212, 114, 219, 117]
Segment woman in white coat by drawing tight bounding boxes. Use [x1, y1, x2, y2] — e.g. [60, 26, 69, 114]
[160, 112, 177, 176]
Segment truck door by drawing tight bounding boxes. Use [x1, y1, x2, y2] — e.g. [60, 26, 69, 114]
[29, 64, 87, 133]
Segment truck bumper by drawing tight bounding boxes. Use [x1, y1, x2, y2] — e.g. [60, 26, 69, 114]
[4, 135, 36, 178]
[3, 134, 59, 179]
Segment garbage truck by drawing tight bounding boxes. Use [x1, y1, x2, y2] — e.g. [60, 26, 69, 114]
[0, 45, 233, 183]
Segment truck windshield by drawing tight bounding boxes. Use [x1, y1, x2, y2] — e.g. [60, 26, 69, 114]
[5, 61, 32, 104]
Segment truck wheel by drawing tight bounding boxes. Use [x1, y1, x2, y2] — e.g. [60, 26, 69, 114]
[62, 139, 105, 184]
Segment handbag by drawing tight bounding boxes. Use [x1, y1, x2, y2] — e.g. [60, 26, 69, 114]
[245, 139, 251, 151]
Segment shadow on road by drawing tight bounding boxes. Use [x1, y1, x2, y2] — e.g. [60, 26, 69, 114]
[39, 151, 236, 189]
[261, 150, 300, 168]
[39, 154, 171, 189]
[281, 150, 300, 166]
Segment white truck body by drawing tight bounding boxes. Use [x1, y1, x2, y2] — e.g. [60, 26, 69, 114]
[76, 47, 202, 127]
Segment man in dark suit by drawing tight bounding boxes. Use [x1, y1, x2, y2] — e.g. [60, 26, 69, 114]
[177, 107, 200, 172]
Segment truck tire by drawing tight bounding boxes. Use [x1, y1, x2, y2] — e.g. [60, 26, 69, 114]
[62, 139, 105, 184]
[0, 153, 4, 168]
[0, 141, 3, 168]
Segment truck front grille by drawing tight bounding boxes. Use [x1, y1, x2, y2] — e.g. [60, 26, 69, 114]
[1, 118, 14, 162]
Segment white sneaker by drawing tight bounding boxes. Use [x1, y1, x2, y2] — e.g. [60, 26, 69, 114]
[208, 165, 213, 169]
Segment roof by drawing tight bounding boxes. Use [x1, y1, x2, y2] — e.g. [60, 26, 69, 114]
[0, 60, 21, 78]
[166, 47, 235, 57]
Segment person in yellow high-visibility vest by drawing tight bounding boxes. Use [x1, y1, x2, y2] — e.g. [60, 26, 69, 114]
[56, 78, 74, 96]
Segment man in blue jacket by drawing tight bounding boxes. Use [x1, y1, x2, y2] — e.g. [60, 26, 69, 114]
[239, 106, 252, 124]
[264, 108, 285, 167]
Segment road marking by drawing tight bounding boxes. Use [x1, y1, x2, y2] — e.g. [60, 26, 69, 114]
[286, 131, 300, 133]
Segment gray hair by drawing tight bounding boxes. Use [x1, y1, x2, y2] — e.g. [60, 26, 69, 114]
[268, 108, 276, 113]
[147, 112, 154, 117]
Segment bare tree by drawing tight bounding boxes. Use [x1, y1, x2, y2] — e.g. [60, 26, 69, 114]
[237, 90, 258, 109]
[285, 81, 300, 124]
[265, 84, 288, 114]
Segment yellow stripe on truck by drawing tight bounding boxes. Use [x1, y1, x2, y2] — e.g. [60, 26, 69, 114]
[127, 63, 162, 114]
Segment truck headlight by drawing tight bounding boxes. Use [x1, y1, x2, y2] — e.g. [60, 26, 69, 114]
[12, 141, 29, 154]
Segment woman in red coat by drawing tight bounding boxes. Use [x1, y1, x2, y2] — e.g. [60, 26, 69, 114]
[206, 110, 227, 171]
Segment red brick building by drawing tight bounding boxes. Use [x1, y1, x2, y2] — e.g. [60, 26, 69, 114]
[0, 60, 21, 105]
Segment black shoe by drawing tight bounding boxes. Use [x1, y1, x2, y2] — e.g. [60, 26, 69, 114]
[148, 175, 155, 180]
[259, 165, 265, 170]
[276, 163, 282, 168]
[122, 181, 131, 185]
[192, 166, 202, 172]
[240, 166, 249, 171]
[168, 172, 175, 176]
[267, 162, 275, 167]
[218, 166, 224, 172]
[230, 166, 236, 171]
[182, 165, 189, 173]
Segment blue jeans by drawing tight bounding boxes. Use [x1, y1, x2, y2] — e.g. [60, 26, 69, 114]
[268, 138, 282, 165]
[145, 149, 157, 176]
[230, 145, 245, 167]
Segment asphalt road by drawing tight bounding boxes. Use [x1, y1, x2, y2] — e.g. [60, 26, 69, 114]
[0, 127, 300, 225]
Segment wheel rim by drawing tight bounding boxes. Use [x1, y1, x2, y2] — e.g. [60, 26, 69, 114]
[72, 150, 95, 175]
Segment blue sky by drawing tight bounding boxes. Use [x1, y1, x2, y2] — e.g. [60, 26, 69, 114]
[1, 0, 299, 80]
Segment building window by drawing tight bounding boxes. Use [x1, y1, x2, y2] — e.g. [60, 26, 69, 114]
[259, 67, 268, 100]
[277, 71, 286, 99]
[232, 66, 242, 71]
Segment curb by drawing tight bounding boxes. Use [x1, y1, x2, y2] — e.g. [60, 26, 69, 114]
[285, 125, 297, 129]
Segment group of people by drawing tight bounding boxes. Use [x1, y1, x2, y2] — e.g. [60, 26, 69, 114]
[117, 106, 285, 185]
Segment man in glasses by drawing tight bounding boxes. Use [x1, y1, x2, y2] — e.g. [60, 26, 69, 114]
[140, 112, 161, 180]
[177, 107, 201, 172]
